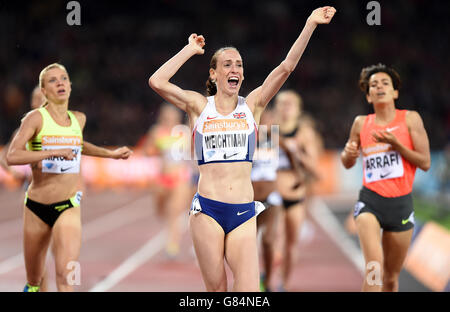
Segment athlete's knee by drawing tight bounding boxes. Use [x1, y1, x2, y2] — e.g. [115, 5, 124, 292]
[55, 267, 70, 286]
[382, 271, 399, 291]
[206, 278, 227, 292]
[232, 274, 259, 292]
[261, 231, 276, 247]
[363, 259, 384, 288]
[285, 232, 299, 249]
[208, 285, 227, 292]
[55, 259, 78, 284]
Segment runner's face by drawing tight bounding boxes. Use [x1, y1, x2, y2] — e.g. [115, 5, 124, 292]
[41, 68, 71, 104]
[275, 92, 301, 121]
[367, 72, 398, 105]
[210, 49, 244, 96]
[159, 106, 182, 127]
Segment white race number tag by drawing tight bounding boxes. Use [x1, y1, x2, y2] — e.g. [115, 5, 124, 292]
[42, 146, 81, 174]
[363, 150, 404, 183]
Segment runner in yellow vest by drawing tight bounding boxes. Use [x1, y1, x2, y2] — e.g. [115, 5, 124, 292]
[7, 63, 132, 292]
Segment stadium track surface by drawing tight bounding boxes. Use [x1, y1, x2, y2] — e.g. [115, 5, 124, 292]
[0, 188, 428, 292]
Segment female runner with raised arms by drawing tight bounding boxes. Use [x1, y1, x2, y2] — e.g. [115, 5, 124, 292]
[149, 6, 336, 291]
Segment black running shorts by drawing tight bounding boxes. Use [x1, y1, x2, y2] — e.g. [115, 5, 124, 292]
[24, 191, 82, 227]
[353, 186, 414, 232]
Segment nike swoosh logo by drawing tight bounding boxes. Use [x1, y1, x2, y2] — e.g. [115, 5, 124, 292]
[380, 171, 392, 179]
[386, 126, 399, 132]
[223, 152, 238, 159]
[402, 219, 410, 225]
[207, 116, 217, 120]
[60, 166, 74, 172]
[237, 210, 249, 216]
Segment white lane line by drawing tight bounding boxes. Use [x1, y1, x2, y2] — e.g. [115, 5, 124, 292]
[89, 214, 188, 292]
[0, 194, 153, 275]
[82, 195, 154, 241]
[89, 230, 167, 292]
[309, 197, 365, 275]
[0, 253, 24, 275]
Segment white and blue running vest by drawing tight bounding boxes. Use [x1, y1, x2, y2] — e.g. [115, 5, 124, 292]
[193, 96, 257, 165]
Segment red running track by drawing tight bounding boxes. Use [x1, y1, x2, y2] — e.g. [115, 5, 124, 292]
[0, 188, 362, 292]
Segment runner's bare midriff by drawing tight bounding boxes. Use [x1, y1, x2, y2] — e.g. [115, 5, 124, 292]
[198, 162, 253, 204]
[276, 170, 306, 200]
[252, 181, 276, 202]
[27, 165, 82, 204]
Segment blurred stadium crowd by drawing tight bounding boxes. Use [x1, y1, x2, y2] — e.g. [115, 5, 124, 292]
[1, 0, 449, 149]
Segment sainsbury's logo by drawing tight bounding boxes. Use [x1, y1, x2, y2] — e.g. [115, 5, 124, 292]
[42, 136, 82, 146]
[362, 143, 392, 156]
[203, 119, 249, 133]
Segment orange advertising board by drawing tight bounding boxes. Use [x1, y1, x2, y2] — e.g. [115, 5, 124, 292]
[404, 222, 450, 291]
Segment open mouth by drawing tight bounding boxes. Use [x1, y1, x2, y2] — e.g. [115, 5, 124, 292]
[228, 77, 239, 88]
[376, 92, 386, 97]
[57, 89, 66, 95]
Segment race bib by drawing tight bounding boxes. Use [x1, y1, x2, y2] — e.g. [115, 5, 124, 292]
[41, 136, 82, 174]
[202, 119, 249, 162]
[253, 148, 278, 165]
[363, 150, 404, 183]
[252, 148, 279, 181]
[71, 191, 83, 206]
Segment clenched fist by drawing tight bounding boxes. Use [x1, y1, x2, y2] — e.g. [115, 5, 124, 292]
[188, 33, 206, 55]
[307, 6, 336, 26]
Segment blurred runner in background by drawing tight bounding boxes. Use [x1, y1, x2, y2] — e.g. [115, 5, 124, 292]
[1, 86, 44, 185]
[251, 108, 282, 292]
[274, 90, 322, 291]
[142, 103, 192, 258]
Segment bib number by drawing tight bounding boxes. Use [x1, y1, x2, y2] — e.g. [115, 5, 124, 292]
[42, 146, 81, 174]
[203, 133, 248, 162]
[363, 150, 404, 183]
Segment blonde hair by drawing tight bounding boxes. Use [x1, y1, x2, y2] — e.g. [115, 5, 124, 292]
[38, 63, 69, 107]
[39, 63, 68, 88]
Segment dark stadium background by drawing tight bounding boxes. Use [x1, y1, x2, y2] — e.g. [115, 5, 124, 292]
[1, 0, 449, 149]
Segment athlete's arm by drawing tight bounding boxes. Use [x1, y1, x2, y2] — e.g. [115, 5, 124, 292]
[0, 133, 27, 180]
[279, 137, 307, 188]
[279, 137, 301, 172]
[295, 124, 322, 180]
[72, 111, 86, 131]
[341, 115, 365, 169]
[148, 34, 207, 115]
[0, 142, 10, 171]
[82, 141, 132, 159]
[372, 111, 430, 171]
[246, 6, 336, 114]
[6, 111, 74, 165]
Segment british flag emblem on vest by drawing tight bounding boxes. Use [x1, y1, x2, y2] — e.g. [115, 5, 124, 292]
[233, 112, 246, 119]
